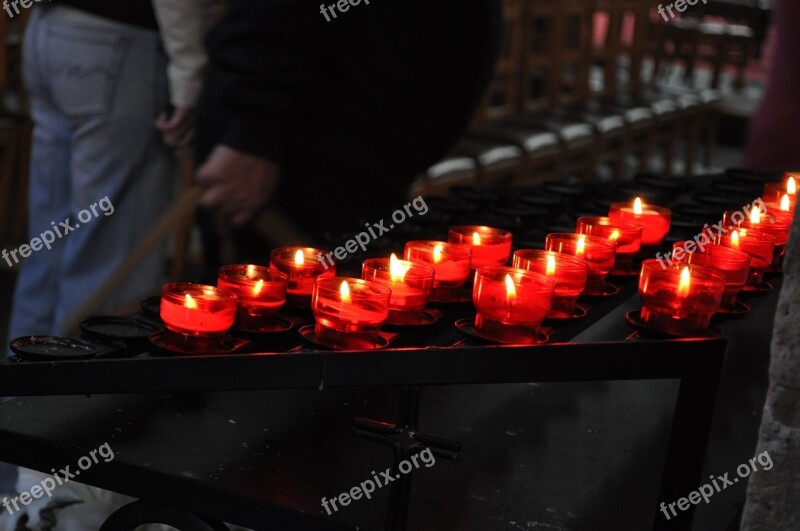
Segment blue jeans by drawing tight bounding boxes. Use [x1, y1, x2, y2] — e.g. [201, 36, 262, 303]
[8, 6, 175, 341]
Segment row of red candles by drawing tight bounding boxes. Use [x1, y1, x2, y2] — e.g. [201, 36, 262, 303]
[159, 175, 797, 348]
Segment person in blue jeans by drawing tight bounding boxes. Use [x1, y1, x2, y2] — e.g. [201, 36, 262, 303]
[7, 3, 176, 343]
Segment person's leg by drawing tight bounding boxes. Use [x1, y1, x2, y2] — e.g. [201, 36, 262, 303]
[37, 8, 175, 334]
[6, 8, 74, 343]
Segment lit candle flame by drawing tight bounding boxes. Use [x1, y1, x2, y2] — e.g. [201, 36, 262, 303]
[184, 293, 198, 309]
[340, 280, 351, 303]
[294, 249, 305, 266]
[253, 278, 264, 296]
[633, 197, 643, 215]
[781, 194, 791, 212]
[678, 266, 691, 298]
[389, 253, 410, 282]
[433, 244, 444, 264]
[609, 230, 620, 242]
[472, 231, 481, 246]
[731, 230, 740, 248]
[504, 273, 517, 305]
[545, 255, 556, 277]
[750, 207, 761, 224]
[788, 175, 797, 195]
[576, 234, 586, 257]
[246, 264, 256, 277]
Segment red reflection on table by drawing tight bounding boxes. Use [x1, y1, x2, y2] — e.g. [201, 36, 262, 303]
[403, 241, 472, 289]
[160, 283, 237, 351]
[217, 264, 288, 330]
[576, 216, 643, 274]
[270, 247, 335, 308]
[472, 266, 554, 344]
[714, 228, 775, 288]
[312, 277, 391, 350]
[638, 260, 725, 335]
[448, 226, 512, 268]
[512, 249, 587, 318]
[544, 233, 616, 295]
[362, 254, 435, 324]
[608, 197, 671, 246]
[671, 243, 750, 312]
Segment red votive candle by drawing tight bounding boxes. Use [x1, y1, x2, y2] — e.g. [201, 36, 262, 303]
[764, 195, 795, 225]
[362, 254, 435, 324]
[576, 216, 643, 274]
[763, 174, 797, 207]
[714, 228, 776, 288]
[160, 283, 237, 351]
[638, 260, 725, 335]
[448, 225, 512, 268]
[311, 277, 391, 350]
[472, 266, 554, 344]
[671, 243, 751, 311]
[608, 197, 671, 246]
[544, 233, 616, 295]
[512, 249, 587, 318]
[270, 247, 335, 308]
[723, 208, 789, 268]
[217, 265, 288, 331]
[403, 240, 472, 292]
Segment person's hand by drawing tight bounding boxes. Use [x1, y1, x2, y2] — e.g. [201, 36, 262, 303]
[155, 106, 196, 154]
[196, 145, 280, 226]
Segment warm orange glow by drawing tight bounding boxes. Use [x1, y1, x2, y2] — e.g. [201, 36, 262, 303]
[576, 234, 586, 257]
[184, 293, 198, 309]
[253, 279, 264, 296]
[633, 197, 643, 215]
[389, 253, 410, 282]
[472, 232, 481, 246]
[340, 280, 351, 303]
[294, 249, 305, 266]
[432, 244, 444, 264]
[781, 194, 791, 212]
[546, 255, 556, 277]
[246, 264, 256, 277]
[504, 273, 517, 303]
[788, 175, 797, 195]
[609, 230, 620, 242]
[678, 266, 691, 298]
[750, 207, 761, 224]
[731, 230, 740, 248]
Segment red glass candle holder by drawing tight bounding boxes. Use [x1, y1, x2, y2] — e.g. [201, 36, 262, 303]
[608, 198, 671, 246]
[311, 277, 391, 350]
[576, 216, 643, 274]
[512, 249, 587, 318]
[403, 241, 472, 299]
[448, 226, 512, 269]
[544, 233, 616, 295]
[160, 283, 238, 351]
[722, 210, 789, 268]
[270, 247, 335, 308]
[638, 260, 725, 336]
[472, 266, 554, 344]
[763, 176, 797, 207]
[362, 256, 435, 324]
[217, 265, 288, 331]
[671, 243, 751, 311]
[763, 200, 795, 225]
[714, 228, 776, 288]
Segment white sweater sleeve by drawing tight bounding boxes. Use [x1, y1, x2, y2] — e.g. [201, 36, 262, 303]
[152, 0, 213, 108]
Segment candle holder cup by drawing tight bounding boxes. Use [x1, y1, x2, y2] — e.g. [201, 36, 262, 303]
[403, 241, 472, 300]
[670, 243, 751, 312]
[512, 250, 587, 319]
[362, 258, 435, 325]
[608, 201, 671, 246]
[311, 277, 391, 350]
[160, 283, 238, 352]
[576, 216, 643, 275]
[544, 233, 616, 295]
[217, 265, 288, 331]
[270, 247, 335, 309]
[714, 228, 776, 287]
[448, 225, 512, 269]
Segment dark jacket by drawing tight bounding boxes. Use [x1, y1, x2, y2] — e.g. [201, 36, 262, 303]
[196, 0, 502, 178]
